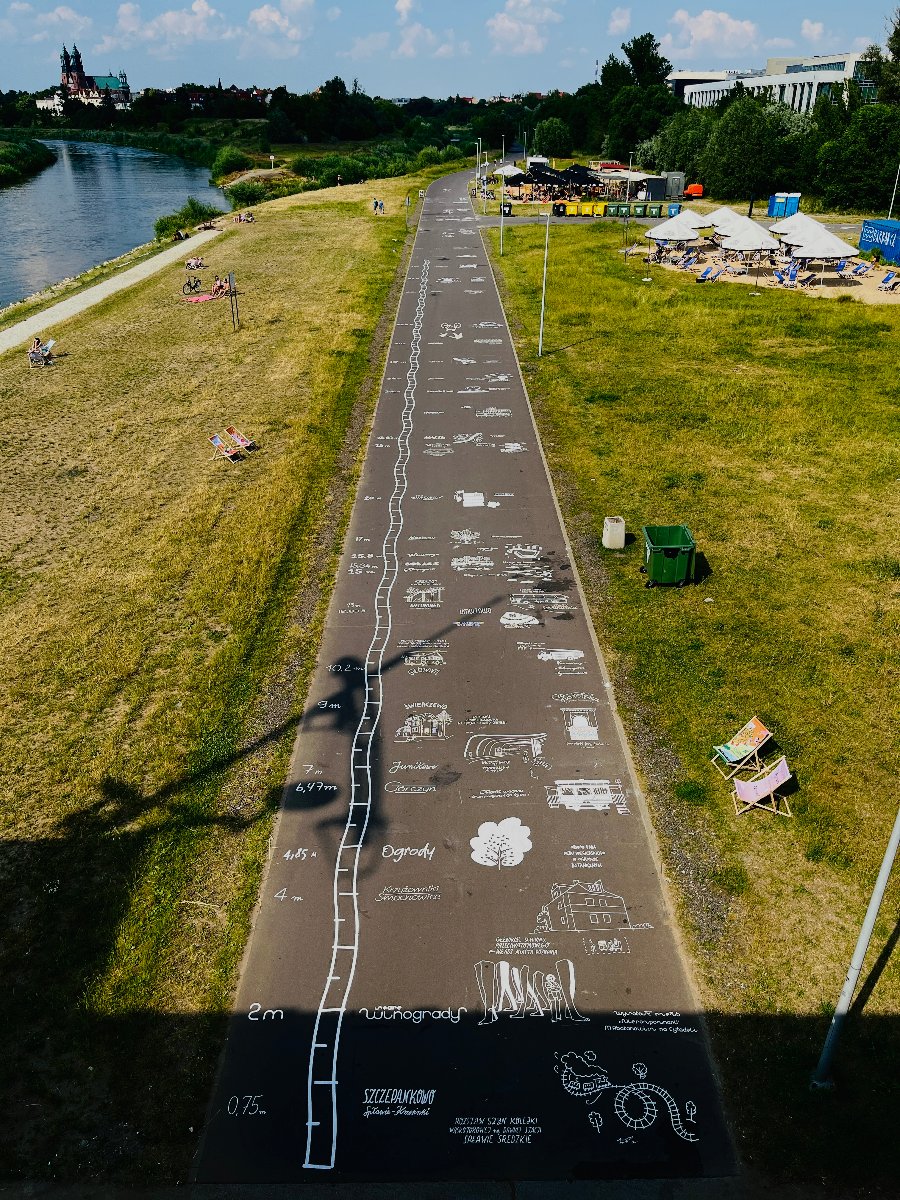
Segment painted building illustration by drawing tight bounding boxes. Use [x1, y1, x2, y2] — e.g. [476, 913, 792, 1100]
[405, 581, 443, 605]
[546, 779, 625, 811]
[562, 706, 600, 742]
[535, 881, 631, 934]
[395, 709, 451, 741]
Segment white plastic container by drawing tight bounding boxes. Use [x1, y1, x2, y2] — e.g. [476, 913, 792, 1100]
[602, 516, 626, 550]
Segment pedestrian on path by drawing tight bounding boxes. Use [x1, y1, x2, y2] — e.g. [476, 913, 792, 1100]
[373, 197, 378, 213]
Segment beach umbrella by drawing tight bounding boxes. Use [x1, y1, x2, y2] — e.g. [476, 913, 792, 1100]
[769, 211, 822, 236]
[493, 163, 524, 177]
[705, 206, 745, 233]
[645, 214, 700, 242]
[786, 227, 857, 259]
[721, 226, 781, 294]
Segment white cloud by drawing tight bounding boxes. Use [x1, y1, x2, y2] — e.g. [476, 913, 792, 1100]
[0, 1, 91, 44]
[395, 0, 415, 24]
[325, 4, 340, 17]
[764, 36, 794, 49]
[338, 29, 388, 57]
[800, 18, 823, 43]
[434, 31, 470, 57]
[486, 0, 563, 56]
[93, 0, 238, 55]
[393, 18, 435, 56]
[660, 9, 758, 61]
[607, 6, 630, 36]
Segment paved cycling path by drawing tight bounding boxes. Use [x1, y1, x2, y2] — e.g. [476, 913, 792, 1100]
[194, 168, 736, 1184]
[0, 228, 221, 357]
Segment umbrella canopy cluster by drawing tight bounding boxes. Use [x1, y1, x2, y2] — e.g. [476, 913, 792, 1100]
[771, 214, 856, 260]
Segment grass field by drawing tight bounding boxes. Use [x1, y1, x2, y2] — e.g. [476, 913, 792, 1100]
[488, 220, 899, 1189]
[0, 169, 441, 1181]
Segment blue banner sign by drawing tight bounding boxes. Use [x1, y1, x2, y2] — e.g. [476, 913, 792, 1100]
[859, 219, 900, 264]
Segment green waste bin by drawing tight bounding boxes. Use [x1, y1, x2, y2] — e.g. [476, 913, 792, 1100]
[619, 203, 632, 217]
[641, 525, 695, 587]
[632, 203, 647, 217]
[648, 203, 662, 218]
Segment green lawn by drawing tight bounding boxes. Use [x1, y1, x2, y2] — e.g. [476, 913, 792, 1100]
[488, 220, 900, 1189]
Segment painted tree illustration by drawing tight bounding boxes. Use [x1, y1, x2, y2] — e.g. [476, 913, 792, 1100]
[470, 817, 532, 868]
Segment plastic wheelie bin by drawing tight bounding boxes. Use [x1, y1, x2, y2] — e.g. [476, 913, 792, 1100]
[501, 202, 513, 216]
[647, 203, 663, 218]
[640, 525, 695, 587]
[632, 203, 647, 217]
[552, 202, 566, 216]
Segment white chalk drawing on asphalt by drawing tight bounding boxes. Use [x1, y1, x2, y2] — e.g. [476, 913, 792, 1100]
[500, 442, 527, 454]
[453, 432, 485, 444]
[510, 591, 574, 613]
[424, 445, 454, 456]
[477, 405, 512, 415]
[470, 817, 532, 868]
[451, 555, 495, 574]
[451, 528, 480, 544]
[507, 543, 543, 561]
[556, 1053, 699, 1142]
[405, 580, 443, 607]
[403, 647, 446, 675]
[546, 779, 629, 813]
[454, 490, 500, 508]
[562, 706, 601, 743]
[465, 733, 550, 775]
[475, 958, 588, 1024]
[538, 648, 585, 663]
[304, 257, 431, 1173]
[464, 290, 484, 295]
[534, 880, 632, 935]
[473, 320, 502, 328]
[396, 707, 452, 742]
[440, 322, 463, 339]
[452, 357, 476, 365]
[500, 611, 541, 628]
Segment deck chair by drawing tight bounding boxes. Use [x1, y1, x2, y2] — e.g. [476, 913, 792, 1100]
[798, 273, 817, 288]
[732, 756, 793, 817]
[27, 350, 49, 367]
[784, 263, 799, 287]
[770, 269, 787, 287]
[851, 262, 871, 278]
[695, 266, 716, 282]
[877, 271, 897, 292]
[711, 716, 773, 778]
[210, 433, 241, 463]
[833, 260, 849, 280]
[678, 254, 698, 271]
[881, 274, 900, 293]
[225, 425, 257, 451]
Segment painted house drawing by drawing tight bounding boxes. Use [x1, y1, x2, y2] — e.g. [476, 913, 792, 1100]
[535, 881, 631, 934]
[396, 709, 452, 741]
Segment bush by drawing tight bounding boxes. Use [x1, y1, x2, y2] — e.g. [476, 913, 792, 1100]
[414, 145, 442, 167]
[153, 194, 225, 240]
[226, 180, 268, 209]
[0, 136, 55, 188]
[210, 144, 253, 179]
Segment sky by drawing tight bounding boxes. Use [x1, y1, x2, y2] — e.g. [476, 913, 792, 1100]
[0, 0, 890, 97]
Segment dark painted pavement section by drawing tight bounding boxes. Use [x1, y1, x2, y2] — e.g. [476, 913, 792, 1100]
[194, 170, 736, 1184]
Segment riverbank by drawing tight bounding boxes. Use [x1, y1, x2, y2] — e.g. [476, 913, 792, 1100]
[0, 124, 220, 169]
[0, 135, 55, 187]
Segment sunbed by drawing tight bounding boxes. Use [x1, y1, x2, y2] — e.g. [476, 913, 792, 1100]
[732, 756, 793, 817]
[877, 271, 897, 292]
[711, 716, 773, 779]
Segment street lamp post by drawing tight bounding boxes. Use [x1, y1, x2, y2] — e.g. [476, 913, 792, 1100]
[500, 173, 505, 256]
[538, 209, 550, 356]
[888, 158, 900, 220]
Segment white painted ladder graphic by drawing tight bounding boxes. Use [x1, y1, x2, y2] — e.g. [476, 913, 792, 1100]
[303, 258, 430, 1170]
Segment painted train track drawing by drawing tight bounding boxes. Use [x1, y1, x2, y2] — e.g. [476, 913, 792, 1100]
[555, 1051, 699, 1143]
[303, 258, 431, 1171]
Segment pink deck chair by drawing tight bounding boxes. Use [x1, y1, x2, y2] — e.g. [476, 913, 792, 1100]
[732, 756, 793, 817]
[711, 716, 773, 778]
[209, 433, 240, 463]
[225, 425, 257, 451]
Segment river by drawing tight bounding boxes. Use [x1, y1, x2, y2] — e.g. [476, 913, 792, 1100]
[0, 139, 226, 309]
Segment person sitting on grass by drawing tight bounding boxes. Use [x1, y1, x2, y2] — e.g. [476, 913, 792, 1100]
[211, 275, 228, 298]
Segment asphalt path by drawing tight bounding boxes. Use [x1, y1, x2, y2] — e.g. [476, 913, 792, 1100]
[193, 168, 736, 1184]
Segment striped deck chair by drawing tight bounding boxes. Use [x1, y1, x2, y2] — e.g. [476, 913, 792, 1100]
[210, 432, 241, 463]
[225, 425, 257, 451]
[711, 716, 773, 779]
[733, 756, 793, 817]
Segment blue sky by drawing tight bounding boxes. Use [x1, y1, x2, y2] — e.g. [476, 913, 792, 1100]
[0, 0, 888, 97]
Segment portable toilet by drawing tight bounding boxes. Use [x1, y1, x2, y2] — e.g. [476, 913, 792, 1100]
[767, 193, 789, 218]
[785, 193, 801, 215]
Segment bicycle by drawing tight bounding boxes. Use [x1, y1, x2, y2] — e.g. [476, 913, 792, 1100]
[182, 275, 202, 295]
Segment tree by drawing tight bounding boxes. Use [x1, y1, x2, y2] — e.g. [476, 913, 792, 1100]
[621, 32, 672, 88]
[600, 52, 633, 97]
[817, 103, 900, 209]
[653, 106, 716, 178]
[858, 8, 900, 104]
[533, 116, 572, 156]
[604, 84, 680, 161]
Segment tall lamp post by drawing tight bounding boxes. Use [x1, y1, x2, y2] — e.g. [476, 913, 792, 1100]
[538, 209, 551, 355]
[888, 158, 900, 220]
[473, 138, 482, 199]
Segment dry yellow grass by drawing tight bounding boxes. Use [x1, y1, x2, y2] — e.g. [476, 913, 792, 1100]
[0, 168, 442, 1180]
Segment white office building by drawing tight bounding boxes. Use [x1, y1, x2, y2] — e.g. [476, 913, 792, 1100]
[683, 53, 877, 113]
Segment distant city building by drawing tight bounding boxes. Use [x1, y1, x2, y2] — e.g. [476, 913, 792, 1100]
[666, 69, 761, 100]
[46, 45, 131, 111]
[683, 53, 877, 112]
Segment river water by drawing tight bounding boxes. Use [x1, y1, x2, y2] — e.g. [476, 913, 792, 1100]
[0, 139, 226, 309]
